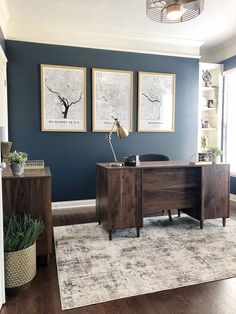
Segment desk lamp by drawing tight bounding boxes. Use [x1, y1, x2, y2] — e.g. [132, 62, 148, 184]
[106, 117, 129, 167]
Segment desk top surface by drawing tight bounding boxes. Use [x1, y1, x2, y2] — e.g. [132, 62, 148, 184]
[97, 161, 229, 170]
[2, 166, 51, 179]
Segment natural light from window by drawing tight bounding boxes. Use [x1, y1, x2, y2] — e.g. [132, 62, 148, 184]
[223, 70, 236, 173]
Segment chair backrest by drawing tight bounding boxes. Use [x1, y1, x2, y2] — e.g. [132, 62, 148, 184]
[139, 154, 170, 162]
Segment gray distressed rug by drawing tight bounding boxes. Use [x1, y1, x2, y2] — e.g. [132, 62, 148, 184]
[54, 215, 236, 310]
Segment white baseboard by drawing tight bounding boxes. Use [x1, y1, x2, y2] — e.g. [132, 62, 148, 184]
[230, 194, 236, 202]
[53, 195, 236, 210]
[52, 199, 96, 210]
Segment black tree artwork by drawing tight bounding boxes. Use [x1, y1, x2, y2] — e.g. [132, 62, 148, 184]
[46, 84, 82, 119]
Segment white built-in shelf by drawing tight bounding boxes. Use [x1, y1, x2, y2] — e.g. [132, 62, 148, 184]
[202, 86, 217, 91]
[202, 108, 216, 111]
[201, 128, 216, 131]
[198, 63, 223, 159]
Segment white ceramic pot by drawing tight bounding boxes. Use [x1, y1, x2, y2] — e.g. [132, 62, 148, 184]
[10, 162, 24, 176]
[212, 155, 221, 164]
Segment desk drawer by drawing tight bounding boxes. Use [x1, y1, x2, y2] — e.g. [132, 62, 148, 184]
[142, 168, 200, 213]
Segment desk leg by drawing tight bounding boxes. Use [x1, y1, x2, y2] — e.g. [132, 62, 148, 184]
[178, 209, 181, 217]
[222, 218, 226, 227]
[137, 227, 140, 238]
[109, 230, 112, 241]
[200, 220, 203, 229]
[167, 210, 172, 222]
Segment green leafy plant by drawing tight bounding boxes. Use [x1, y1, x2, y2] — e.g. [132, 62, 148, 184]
[4, 214, 44, 252]
[8, 151, 28, 165]
[207, 147, 223, 157]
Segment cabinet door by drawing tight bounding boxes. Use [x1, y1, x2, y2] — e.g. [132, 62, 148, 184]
[2, 177, 52, 256]
[107, 169, 142, 230]
[201, 164, 229, 219]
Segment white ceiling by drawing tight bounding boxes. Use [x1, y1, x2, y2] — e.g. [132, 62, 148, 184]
[1, 0, 236, 61]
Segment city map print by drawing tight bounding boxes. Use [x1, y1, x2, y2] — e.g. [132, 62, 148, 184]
[92, 69, 133, 132]
[138, 72, 175, 132]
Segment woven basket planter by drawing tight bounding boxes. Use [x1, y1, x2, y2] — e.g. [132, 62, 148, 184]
[4, 243, 36, 290]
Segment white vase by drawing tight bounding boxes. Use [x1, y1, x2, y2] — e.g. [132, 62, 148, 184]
[212, 156, 221, 164]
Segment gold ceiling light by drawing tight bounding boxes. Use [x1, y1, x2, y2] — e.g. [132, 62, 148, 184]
[146, 0, 204, 23]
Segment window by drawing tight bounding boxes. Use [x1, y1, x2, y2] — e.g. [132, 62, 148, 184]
[223, 69, 236, 172]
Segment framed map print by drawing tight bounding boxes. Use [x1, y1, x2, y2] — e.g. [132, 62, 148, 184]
[92, 68, 133, 132]
[138, 72, 175, 132]
[41, 64, 86, 132]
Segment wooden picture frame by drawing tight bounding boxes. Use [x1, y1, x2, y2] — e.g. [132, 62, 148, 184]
[41, 64, 86, 132]
[138, 71, 176, 132]
[92, 68, 133, 132]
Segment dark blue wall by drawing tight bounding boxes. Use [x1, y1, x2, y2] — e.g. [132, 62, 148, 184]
[222, 55, 236, 194]
[6, 40, 199, 201]
[0, 26, 5, 51]
[221, 55, 236, 72]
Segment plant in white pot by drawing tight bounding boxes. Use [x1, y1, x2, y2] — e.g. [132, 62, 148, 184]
[207, 147, 223, 164]
[8, 151, 28, 176]
[4, 214, 44, 292]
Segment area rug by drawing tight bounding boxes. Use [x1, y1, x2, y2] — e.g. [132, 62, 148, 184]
[54, 215, 236, 310]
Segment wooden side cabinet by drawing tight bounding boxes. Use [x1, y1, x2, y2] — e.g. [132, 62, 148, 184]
[96, 165, 142, 240]
[2, 167, 52, 261]
[201, 164, 230, 227]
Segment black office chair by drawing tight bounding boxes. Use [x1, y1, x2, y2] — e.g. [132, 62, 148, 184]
[139, 153, 180, 221]
[139, 154, 169, 162]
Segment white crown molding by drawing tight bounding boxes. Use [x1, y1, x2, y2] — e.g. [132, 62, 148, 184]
[0, 0, 9, 36]
[201, 36, 236, 63]
[5, 20, 203, 58]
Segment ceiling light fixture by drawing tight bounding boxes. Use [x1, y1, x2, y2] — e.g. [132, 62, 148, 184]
[146, 0, 204, 23]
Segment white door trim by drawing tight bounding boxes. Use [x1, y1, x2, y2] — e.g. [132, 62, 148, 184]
[0, 45, 7, 309]
[0, 157, 6, 309]
[0, 45, 8, 141]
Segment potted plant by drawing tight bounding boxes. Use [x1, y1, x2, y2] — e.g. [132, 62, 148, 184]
[4, 214, 44, 291]
[207, 147, 223, 164]
[8, 150, 28, 175]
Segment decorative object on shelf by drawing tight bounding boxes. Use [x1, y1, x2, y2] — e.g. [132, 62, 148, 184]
[92, 68, 133, 132]
[207, 147, 223, 164]
[138, 72, 175, 132]
[202, 70, 212, 87]
[4, 214, 44, 291]
[24, 160, 45, 170]
[106, 117, 129, 167]
[1, 142, 12, 161]
[8, 151, 28, 176]
[204, 120, 210, 128]
[201, 135, 208, 149]
[208, 99, 214, 108]
[41, 64, 86, 132]
[146, 0, 204, 23]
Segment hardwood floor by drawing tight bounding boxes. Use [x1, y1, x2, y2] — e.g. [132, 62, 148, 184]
[1, 201, 236, 314]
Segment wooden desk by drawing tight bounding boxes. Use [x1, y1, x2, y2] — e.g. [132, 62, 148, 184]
[2, 167, 52, 261]
[96, 161, 230, 240]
